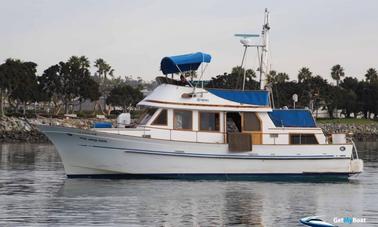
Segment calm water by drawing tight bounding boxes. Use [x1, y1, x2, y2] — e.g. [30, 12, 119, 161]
[0, 144, 377, 226]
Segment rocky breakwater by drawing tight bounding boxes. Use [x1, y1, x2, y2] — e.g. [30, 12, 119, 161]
[319, 122, 378, 152]
[0, 116, 113, 143]
[0, 116, 49, 143]
[318, 122, 378, 142]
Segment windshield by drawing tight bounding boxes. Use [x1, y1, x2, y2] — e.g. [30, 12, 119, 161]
[136, 108, 157, 125]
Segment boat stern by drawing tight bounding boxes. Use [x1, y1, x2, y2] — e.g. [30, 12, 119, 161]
[350, 159, 364, 174]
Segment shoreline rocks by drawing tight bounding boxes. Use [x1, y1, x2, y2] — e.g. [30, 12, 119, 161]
[0, 116, 114, 144]
[318, 123, 378, 142]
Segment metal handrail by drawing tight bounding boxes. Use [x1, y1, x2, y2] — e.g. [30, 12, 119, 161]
[347, 137, 359, 159]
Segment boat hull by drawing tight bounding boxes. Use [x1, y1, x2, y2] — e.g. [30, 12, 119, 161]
[37, 125, 363, 179]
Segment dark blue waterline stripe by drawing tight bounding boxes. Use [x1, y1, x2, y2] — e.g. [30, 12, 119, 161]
[80, 144, 348, 160]
[67, 173, 351, 181]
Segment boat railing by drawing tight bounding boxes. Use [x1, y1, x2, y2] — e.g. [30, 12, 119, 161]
[347, 137, 359, 160]
[133, 126, 338, 145]
[137, 125, 227, 143]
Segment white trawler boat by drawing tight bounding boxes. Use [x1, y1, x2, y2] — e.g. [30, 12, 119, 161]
[38, 10, 363, 179]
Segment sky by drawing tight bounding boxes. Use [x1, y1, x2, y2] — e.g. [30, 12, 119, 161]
[1, 0, 378, 83]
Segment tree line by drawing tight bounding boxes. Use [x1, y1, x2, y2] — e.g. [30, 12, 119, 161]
[1, 56, 377, 119]
[0, 56, 144, 117]
[207, 65, 378, 119]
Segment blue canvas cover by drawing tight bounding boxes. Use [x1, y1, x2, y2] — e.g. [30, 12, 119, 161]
[268, 109, 316, 127]
[207, 89, 270, 106]
[93, 122, 112, 128]
[160, 52, 211, 74]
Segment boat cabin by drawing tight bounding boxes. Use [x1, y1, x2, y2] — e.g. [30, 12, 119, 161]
[134, 84, 326, 148]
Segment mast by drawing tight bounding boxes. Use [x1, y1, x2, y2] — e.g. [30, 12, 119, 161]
[235, 9, 271, 91]
[259, 8, 270, 90]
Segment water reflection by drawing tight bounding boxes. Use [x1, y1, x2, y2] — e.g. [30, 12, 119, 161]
[0, 144, 377, 226]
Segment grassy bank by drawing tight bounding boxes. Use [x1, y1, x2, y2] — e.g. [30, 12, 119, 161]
[317, 118, 377, 125]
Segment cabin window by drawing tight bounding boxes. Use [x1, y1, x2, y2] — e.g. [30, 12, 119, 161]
[137, 108, 157, 125]
[290, 134, 318, 144]
[152, 109, 167, 125]
[199, 112, 220, 131]
[243, 112, 261, 131]
[174, 110, 192, 130]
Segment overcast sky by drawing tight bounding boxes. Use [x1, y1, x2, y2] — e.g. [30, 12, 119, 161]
[1, 0, 378, 82]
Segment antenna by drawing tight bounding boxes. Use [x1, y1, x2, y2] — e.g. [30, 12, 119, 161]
[234, 8, 271, 91]
[234, 33, 260, 90]
[234, 34, 260, 38]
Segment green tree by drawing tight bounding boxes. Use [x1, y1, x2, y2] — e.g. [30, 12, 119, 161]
[39, 56, 99, 114]
[340, 77, 360, 117]
[39, 64, 65, 115]
[297, 67, 312, 83]
[106, 85, 143, 111]
[266, 70, 277, 84]
[273, 81, 300, 108]
[276, 72, 289, 83]
[0, 59, 40, 115]
[9, 61, 39, 115]
[0, 59, 16, 116]
[341, 77, 359, 91]
[267, 71, 289, 84]
[208, 67, 258, 90]
[301, 75, 328, 112]
[78, 77, 101, 112]
[365, 68, 378, 83]
[331, 64, 345, 86]
[356, 81, 378, 119]
[94, 58, 114, 79]
[323, 84, 343, 118]
[267, 71, 289, 108]
[340, 89, 358, 118]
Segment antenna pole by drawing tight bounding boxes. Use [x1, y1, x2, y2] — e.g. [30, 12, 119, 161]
[259, 8, 270, 90]
[241, 45, 248, 90]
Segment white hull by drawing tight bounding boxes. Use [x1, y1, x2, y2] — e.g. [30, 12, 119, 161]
[38, 125, 363, 179]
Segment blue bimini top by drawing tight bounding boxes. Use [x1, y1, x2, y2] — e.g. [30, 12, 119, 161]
[207, 89, 270, 106]
[160, 52, 211, 75]
[268, 109, 316, 127]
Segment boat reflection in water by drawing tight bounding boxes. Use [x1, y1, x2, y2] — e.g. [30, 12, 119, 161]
[58, 178, 364, 226]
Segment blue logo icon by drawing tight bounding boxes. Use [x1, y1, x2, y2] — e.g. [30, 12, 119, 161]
[343, 217, 353, 224]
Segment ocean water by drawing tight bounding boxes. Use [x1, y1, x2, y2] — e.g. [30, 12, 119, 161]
[0, 143, 377, 226]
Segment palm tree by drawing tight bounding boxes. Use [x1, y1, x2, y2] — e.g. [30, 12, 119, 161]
[331, 64, 345, 86]
[94, 58, 114, 114]
[266, 70, 277, 84]
[267, 71, 289, 84]
[365, 68, 378, 83]
[94, 58, 114, 79]
[276, 72, 289, 83]
[297, 67, 312, 83]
